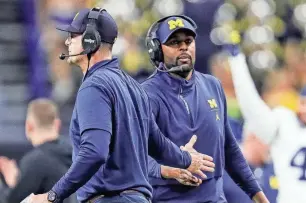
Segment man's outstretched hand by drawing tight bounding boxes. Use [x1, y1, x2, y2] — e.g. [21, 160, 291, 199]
[20, 193, 50, 203]
[161, 165, 202, 186]
[181, 135, 215, 179]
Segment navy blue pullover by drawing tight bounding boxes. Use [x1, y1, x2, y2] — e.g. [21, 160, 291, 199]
[52, 58, 191, 202]
[142, 70, 261, 202]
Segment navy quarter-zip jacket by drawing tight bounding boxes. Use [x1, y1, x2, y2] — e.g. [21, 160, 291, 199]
[52, 58, 192, 202]
[142, 70, 261, 202]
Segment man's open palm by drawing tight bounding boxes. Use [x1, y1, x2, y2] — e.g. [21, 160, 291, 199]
[181, 135, 215, 179]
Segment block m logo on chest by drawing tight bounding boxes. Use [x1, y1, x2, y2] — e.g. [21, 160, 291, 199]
[207, 99, 218, 109]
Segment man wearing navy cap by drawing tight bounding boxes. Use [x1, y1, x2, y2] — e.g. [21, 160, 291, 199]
[142, 15, 269, 202]
[25, 8, 212, 203]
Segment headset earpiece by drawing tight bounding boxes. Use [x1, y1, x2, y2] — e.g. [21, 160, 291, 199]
[82, 8, 105, 55]
[146, 20, 164, 68]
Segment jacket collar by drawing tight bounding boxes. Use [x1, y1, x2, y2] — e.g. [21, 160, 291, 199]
[83, 57, 119, 81]
[157, 69, 195, 94]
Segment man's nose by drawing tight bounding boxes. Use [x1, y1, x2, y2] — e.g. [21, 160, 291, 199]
[179, 42, 188, 51]
[65, 38, 70, 46]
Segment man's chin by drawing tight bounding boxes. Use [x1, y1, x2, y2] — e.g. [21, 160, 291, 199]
[177, 61, 192, 66]
[66, 58, 72, 64]
[166, 62, 193, 71]
[178, 63, 194, 72]
[67, 57, 77, 65]
[172, 68, 193, 79]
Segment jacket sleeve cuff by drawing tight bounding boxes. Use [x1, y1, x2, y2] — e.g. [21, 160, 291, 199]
[51, 183, 64, 201]
[156, 165, 162, 178]
[248, 180, 263, 199]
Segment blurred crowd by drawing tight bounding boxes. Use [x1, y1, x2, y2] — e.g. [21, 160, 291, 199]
[36, 0, 306, 118]
[210, 0, 306, 119]
[0, 0, 306, 202]
[38, 0, 189, 104]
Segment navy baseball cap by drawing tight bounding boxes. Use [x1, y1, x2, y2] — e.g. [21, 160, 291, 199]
[56, 8, 118, 44]
[156, 16, 197, 44]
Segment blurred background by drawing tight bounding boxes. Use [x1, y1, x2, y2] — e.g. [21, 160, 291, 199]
[0, 0, 305, 202]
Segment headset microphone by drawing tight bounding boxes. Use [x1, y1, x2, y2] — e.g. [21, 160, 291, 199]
[59, 50, 89, 60]
[154, 63, 193, 73]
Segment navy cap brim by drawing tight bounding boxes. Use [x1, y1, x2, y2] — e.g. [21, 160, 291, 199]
[56, 24, 83, 34]
[161, 27, 196, 43]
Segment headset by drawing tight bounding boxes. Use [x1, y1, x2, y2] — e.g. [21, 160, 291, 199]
[145, 15, 197, 69]
[82, 7, 106, 56]
[59, 7, 106, 60]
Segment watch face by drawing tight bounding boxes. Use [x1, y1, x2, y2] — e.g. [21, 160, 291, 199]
[48, 191, 56, 202]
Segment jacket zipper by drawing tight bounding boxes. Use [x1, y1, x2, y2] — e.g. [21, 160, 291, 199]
[179, 87, 194, 127]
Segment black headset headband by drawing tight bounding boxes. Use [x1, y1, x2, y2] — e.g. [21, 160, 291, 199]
[88, 7, 103, 20]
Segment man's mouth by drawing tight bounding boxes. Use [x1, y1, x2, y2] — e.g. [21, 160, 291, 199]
[178, 55, 191, 63]
[179, 58, 190, 62]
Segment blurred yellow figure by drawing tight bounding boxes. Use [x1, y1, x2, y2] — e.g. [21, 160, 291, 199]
[262, 70, 299, 112]
[229, 30, 241, 45]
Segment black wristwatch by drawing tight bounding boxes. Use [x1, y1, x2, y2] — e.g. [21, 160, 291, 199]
[47, 190, 59, 203]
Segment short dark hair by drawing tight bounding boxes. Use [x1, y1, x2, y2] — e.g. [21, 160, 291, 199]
[27, 98, 59, 128]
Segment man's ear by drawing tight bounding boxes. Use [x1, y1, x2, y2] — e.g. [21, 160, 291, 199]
[25, 119, 34, 137]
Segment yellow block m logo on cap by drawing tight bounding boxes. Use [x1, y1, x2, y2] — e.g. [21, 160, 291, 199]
[208, 99, 218, 109]
[168, 19, 184, 30]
